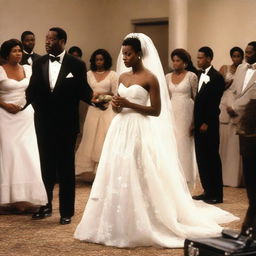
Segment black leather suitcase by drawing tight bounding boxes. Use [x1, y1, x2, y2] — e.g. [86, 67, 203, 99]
[184, 233, 256, 256]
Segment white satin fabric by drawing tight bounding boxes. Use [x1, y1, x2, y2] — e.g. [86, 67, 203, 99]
[75, 83, 238, 248]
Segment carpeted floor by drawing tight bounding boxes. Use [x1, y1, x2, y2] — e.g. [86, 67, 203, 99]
[0, 179, 247, 256]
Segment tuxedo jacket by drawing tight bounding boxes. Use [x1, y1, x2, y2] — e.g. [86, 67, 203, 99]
[194, 67, 225, 129]
[26, 53, 92, 134]
[229, 63, 256, 124]
[20, 52, 41, 65]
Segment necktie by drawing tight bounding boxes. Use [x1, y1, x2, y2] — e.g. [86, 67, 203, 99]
[49, 56, 60, 63]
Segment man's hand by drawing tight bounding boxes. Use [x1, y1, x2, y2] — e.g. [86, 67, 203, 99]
[200, 123, 208, 133]
[94, 102, 108, 111]
[226, 106, 238, 118]
[91, 94, 108, 111]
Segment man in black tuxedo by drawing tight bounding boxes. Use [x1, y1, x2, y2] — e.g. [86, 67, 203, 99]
[26, 27, 93, 224]
[192, 47, 225, 204]
[20, 31, 41, 65]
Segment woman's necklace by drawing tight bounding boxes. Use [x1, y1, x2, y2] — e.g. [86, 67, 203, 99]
[95, 70, 105, 74]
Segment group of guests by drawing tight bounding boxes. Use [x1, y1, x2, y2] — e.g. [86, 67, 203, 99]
[166, 44, 256, 205]
[0, 28, 118, 225]
[0, 27, 256, 230]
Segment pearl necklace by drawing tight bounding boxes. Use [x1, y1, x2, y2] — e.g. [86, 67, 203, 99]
[95, 71, 105, 74]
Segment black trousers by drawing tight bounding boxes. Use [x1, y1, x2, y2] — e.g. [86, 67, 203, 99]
[194, 124, 223, 199]
[35, 121, 77, 218]
[241, 154, 256, 230]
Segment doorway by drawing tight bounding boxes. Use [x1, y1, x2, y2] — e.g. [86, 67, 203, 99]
[132, 18, 169, 73]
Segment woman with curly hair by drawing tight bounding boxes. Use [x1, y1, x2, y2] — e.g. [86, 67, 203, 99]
[75, 49, 118, 182]
[166, 48, 198, 189]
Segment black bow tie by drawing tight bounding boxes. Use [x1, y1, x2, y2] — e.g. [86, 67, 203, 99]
[24, 53, 33, 59]
[247, 64, 256, 70]
[49, 55, 60, 63]
[201, 69, 205, 74]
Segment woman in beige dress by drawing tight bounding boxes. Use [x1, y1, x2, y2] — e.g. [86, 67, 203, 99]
[166, 49, 198, 189]
[75, 49, 118, 182]
[219, 47, 244, 187]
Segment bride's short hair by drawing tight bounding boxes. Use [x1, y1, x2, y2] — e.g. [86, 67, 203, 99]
[122, 37, 142, 54]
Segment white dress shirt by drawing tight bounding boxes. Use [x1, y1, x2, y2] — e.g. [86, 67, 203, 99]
[49, 50, 66, 91]
[23, 50, 34, 65]
[242, 64, 256, 92]
[198, 65, 212, 92]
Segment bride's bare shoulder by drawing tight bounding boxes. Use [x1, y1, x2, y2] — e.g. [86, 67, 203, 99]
[119, 72, 132, 83]
[144, 69, 158, 84]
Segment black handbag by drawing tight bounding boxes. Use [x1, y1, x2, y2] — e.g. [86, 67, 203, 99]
[184, 230, 256, 256]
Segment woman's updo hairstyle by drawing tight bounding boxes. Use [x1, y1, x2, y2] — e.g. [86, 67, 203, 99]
[122, 37, 142, 55]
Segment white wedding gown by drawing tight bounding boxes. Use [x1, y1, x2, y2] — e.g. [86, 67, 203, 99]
[166, 71, 198, 188]
[74, 83, 238, 248]
[0, 65, 47, 205]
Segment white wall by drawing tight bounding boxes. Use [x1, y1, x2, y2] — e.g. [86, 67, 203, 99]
[187, 0, 256, 70]
[0, 0, 169, 68]
[2, 0, 254, 71]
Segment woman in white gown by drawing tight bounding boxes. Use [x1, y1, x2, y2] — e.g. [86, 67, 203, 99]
[74, 34, 238, 248]
[0, 39, 47, 211]
[166, 49, 198, 189]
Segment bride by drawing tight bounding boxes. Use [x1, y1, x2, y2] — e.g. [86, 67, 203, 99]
[74, 33, 238, 248]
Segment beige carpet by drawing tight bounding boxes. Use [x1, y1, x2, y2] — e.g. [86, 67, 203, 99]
[0, 179, 247, 256]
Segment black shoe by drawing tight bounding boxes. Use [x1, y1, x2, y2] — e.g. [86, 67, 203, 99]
[203, 198, 223, 204]
[60, 217, 71, 225]
[192, 193, 207, 200]
[32, 206, 52, 220]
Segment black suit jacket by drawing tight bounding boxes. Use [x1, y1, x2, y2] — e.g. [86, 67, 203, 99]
[194, 67, 225, 129]
[26, 53, 92, 134]
[20, 52, 41, 65]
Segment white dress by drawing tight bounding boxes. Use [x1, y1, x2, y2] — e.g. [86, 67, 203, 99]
[0, 65, 47, 205]
[75, 83, 238, 248]
[166, 71, 198, 188]
[75, 70, 117, 175]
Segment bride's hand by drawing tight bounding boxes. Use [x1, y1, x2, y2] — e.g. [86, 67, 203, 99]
[2, 103, 22, 114]
[112, 95, 130, 108]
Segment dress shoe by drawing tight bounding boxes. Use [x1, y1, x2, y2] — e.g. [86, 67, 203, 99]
[192, 193, 207, 200]
[32, 206, 52, 220]
[203, 198, 223, 204]
[60, 217, 71, 225]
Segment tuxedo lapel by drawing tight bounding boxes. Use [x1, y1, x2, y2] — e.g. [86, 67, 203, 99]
[197, 82, 207, 96]
[42, 57, 51, 92]
[53, 54, 70, 92]
[241, 71, 256, 96]
[237, 65, 249, 95]
[197, 67, 213, 96]
[196, 72, 204, 96]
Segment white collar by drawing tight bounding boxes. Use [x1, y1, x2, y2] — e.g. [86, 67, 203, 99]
[204, 65, 212, 75]
[49, 50, 66, 63]
[23, 50, 34, 55]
